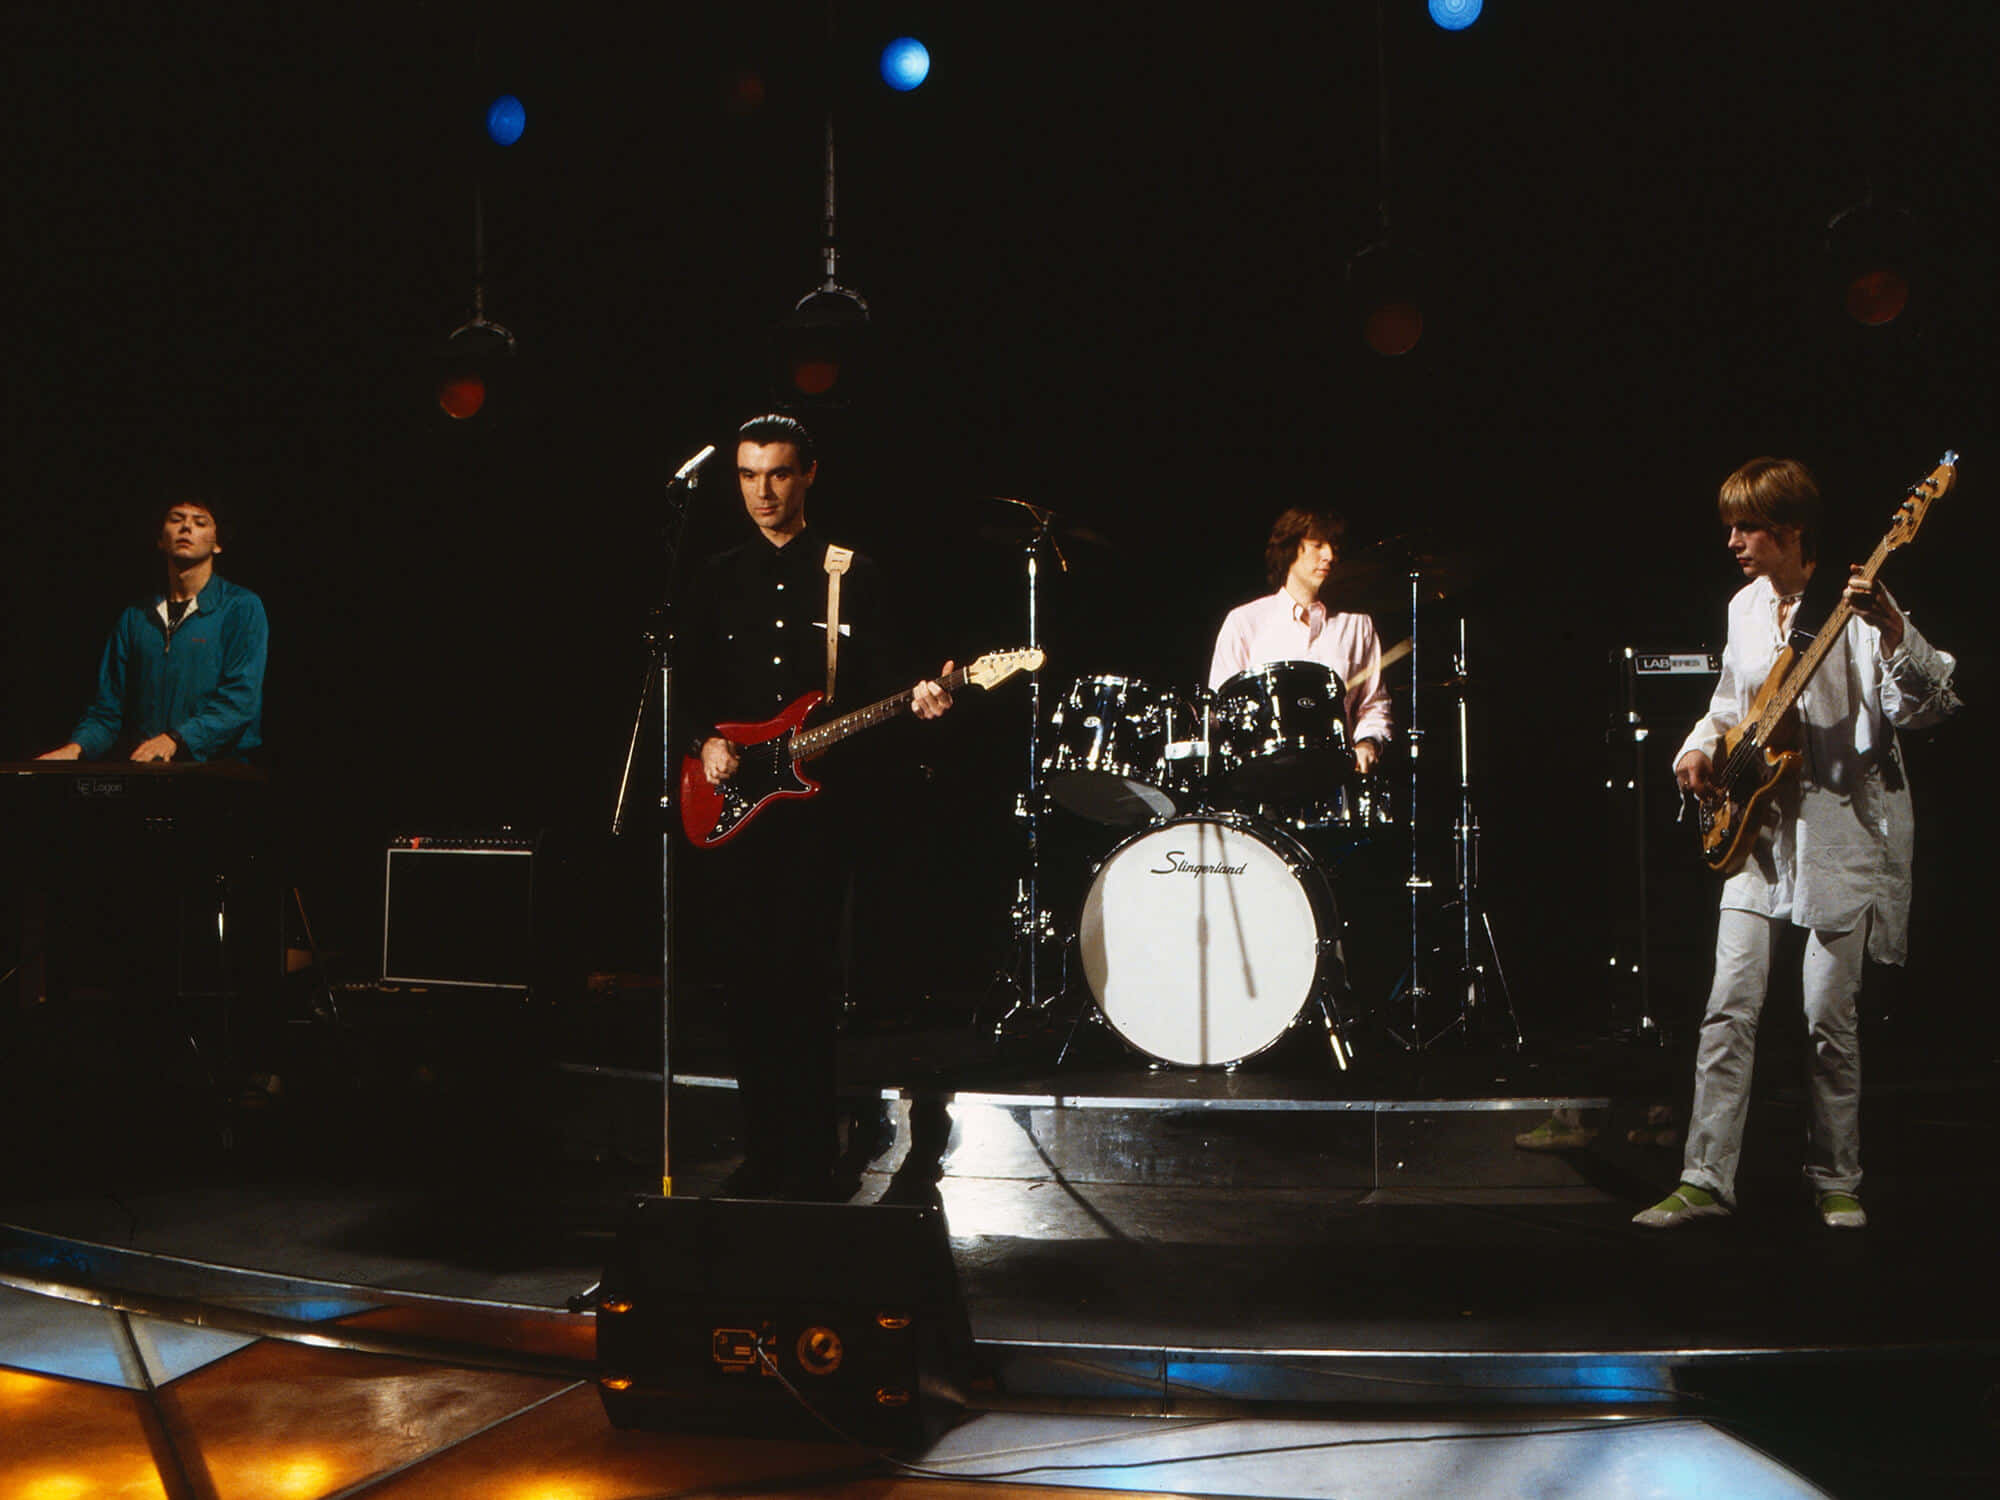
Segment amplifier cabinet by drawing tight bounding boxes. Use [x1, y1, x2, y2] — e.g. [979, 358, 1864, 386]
[381, 835, 535, 990]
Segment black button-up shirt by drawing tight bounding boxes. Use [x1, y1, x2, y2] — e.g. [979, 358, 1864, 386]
[680, 526, 913, 765]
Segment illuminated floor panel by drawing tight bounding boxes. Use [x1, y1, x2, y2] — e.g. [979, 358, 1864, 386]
[912, 1411, 1830, 1498]
[0, 1311, 1834, 1500]
[0, 1284, 255, 1388]
[0, 1368, 168, 1500]
[158, 1342, 572, 1500]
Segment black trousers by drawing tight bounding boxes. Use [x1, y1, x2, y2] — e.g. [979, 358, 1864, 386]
[693, 796, 847, 1190]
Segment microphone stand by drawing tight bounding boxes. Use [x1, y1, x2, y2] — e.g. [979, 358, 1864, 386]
[609, 443, 711, 1197]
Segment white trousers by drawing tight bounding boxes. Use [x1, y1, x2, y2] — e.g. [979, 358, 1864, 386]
[1681, 907, 1867, 1204]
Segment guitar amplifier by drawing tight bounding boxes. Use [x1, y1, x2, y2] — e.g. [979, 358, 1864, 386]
[381, 833, 536, 990]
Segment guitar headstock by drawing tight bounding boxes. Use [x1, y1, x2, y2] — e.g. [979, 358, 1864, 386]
[964, 648, 1045, 690]
[1887, 450, 1957, 552]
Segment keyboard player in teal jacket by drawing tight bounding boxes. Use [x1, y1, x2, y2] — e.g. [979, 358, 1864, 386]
[38, 497, 267, 764]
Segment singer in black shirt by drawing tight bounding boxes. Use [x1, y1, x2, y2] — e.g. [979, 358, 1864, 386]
[678, 414, 953, 1200]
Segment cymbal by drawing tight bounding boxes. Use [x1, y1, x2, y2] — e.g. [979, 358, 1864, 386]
[1325, 539, 1491, 617]
[976, 521, 1114, 549]
[978, 497, 1114, 550]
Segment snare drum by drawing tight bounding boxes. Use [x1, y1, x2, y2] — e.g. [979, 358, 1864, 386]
[1211, 661, 1351, 802]
[1044, 675, 1193, 825]
[1078, 812, 1346, 1067]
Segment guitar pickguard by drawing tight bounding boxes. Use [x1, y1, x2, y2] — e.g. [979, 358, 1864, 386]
[679, 692, 825, 850]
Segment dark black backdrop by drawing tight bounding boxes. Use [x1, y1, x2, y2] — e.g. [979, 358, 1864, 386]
[3, 2, 1991, 1056]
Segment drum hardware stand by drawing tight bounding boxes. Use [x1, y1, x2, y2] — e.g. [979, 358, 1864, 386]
[1387, 566, 1438, 1048]
[1444, 615, 1523, 1049]
[1389, 613, 1522, 1051]
[984, 500, 1069, 1042]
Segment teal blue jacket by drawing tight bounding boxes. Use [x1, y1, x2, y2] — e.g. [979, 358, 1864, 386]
[70, 575, 268, 761]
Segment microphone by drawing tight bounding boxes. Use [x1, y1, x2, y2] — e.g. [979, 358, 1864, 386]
[672, 444, 718, 485]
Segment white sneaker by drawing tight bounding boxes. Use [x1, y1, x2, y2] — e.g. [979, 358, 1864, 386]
[1632, 1184, 1730, 1228]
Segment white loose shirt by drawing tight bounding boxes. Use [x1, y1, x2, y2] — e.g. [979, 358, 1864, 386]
[1208, 590, 1395, 746]
[1676, 575, 1959, 963]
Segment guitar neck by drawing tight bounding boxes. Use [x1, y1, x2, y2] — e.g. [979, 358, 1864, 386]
[1758, 534, 1895, 734]
[789, 664, 972, 763]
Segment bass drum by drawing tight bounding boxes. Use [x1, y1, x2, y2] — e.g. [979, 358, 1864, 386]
[1078, 813, 1344, 1068]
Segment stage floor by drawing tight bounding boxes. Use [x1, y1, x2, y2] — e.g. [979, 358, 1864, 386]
[1, 1003, 1995, 1498]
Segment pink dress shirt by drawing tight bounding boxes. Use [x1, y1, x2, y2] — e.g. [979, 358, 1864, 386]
[1208, 590, 1394, 745]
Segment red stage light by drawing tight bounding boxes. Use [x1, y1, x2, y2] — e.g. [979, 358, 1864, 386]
[790, 357, 840, 397]
[727, 69, 766, 116]
[1845, 269, 1909, 326]
[438, 373, 487, 419]
[1364, 302, 1424, 357]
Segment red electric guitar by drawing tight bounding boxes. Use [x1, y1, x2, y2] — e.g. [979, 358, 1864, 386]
[679, 648, 1043, 848]
[1694, 451, 1956, 875]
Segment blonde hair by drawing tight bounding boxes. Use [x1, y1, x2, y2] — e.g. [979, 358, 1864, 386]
[1717, 456, 1820, 564]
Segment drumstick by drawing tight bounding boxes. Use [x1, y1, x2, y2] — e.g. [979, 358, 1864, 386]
[1346, 637, 1412, 690]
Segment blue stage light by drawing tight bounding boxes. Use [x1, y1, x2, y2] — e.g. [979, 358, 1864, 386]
[1428, 0, 1483, 30]
[880, 37, 931, 92]
[485, 94, 526, 146]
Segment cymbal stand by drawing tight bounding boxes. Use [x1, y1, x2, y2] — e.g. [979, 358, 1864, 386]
[1385, 566, 1436, 1048]
[987, 507, 1064, 1039]
[1435, 617, 1522, 1049]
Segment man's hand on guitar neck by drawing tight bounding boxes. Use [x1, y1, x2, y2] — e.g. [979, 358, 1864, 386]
[1844, 568, 1905, 655]
[912, 661, 956, 721]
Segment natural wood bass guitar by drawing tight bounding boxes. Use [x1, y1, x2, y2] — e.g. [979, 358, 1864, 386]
[679, 648, 1043, 848]
[1695, 451, 1956, 875]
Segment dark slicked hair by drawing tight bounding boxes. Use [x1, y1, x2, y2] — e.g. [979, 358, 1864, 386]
[1717, 457, 1820, 564]
[736, 413, 816, 470]
[1264, 507, 1347, 591]
[155, 496, 227, 546]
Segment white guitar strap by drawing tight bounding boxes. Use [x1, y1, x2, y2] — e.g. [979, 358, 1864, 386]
[823, 544, 853, 704]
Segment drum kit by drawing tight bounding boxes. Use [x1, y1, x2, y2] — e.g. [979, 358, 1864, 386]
[983, 502, 1522, 1073]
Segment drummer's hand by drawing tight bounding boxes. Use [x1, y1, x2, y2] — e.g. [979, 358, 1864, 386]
[1354, 738, 1379, 775]
[913, 662, 955, 720]
[700, 737, 740, 785]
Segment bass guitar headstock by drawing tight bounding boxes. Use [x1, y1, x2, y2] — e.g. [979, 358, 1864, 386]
[1887, 450, 1958, 553]
[964, 648, 1045, 690]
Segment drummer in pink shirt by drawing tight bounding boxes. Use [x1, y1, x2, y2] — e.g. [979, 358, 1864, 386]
[1208, 507, 1393, 773]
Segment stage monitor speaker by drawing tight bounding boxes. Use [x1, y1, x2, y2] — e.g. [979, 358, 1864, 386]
[381, 834, 535, 990]
[595, 1195, 973, 1451]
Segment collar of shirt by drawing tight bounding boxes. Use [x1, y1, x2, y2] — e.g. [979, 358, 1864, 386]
[155, 592, 203, 627]
[1278, 590, 1326, 643]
